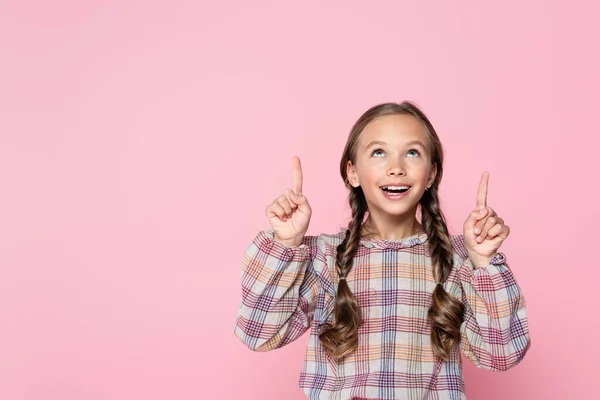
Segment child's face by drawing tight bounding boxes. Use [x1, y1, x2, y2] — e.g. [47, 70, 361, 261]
[347, 114, 437, 219]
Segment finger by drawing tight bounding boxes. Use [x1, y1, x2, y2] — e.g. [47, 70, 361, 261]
[283, 189, 299, 209]
[293, 156, 303, 195]
[273, 203, 288, 220]
[485, 223, 504, 240]
[288, 191, 309, 214]
[276, 196, 293, 217]
[476, 171, 489, 209]
[266, 202, 287, 220]
[473, 207, 496, 233]
[466, 207, 489, 230]
[479, 216, 503, 241]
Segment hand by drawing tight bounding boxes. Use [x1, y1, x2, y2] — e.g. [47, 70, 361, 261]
[463, 172, 510, 268]
[265, 156, 312, 245]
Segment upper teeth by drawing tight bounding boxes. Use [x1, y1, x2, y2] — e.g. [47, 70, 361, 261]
[383, 186, 409, 190]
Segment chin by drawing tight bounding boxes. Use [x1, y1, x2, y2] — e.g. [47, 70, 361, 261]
[376, 203, 415, 216]
[389, 200, 420, 213]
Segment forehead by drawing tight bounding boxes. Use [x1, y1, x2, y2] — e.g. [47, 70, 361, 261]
[359, 114, 429, 147]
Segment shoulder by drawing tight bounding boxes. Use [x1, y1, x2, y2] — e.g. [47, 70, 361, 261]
[295, 229, 349, 262]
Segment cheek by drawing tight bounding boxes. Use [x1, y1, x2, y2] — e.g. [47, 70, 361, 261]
[356, 160, 375, 176]
[409, 161, 432, 177]
[415, 169, 429, 181]
[361, 164, 385, 183]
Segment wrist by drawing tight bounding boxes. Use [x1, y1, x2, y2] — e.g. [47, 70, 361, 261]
[273, 234, 303, 247]
[469, 254, 492, 269]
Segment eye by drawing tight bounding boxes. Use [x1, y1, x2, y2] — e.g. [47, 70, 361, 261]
[371, 148, 385, 157]
[407, 149, 421, 157]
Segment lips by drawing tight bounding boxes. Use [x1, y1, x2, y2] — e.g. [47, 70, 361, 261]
[380, 186, 411, 200]
[380, 185, 411, 194]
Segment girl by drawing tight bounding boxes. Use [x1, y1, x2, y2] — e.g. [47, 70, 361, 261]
[234, 101, 531, 400]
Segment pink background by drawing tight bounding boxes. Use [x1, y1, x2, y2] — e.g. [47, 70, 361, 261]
[1, 1, 598, 399]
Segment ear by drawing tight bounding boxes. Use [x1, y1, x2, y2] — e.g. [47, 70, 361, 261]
[427, 162, 437, 188]
[346, 160, 360, 187]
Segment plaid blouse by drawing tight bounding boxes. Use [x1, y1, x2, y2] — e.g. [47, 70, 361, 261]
[234, 229, 530, 399]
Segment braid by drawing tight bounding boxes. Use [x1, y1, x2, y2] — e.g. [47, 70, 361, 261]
[421, 186, 465, 360]
[333, 100, 461, 361]
[318, 188, 367, 361]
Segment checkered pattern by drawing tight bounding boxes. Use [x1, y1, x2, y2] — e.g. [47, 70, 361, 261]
[234, 229, 530, 399]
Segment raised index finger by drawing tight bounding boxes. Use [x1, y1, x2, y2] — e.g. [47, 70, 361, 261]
[477, 171, 489, 208]
[293, 156, 303, 195]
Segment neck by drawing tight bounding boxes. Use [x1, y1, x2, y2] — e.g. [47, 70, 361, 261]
[361, 209, 422, 241]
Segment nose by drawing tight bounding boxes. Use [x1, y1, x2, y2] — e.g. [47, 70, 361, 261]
[387, 158, 407, 176]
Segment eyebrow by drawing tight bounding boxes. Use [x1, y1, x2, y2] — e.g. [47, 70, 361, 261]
[365, 140, 427, 150]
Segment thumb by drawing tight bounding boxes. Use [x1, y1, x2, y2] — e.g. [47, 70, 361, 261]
[290, 192, 308, 208]
[465, 207, 488, 228]
[290, 191, 303, 204]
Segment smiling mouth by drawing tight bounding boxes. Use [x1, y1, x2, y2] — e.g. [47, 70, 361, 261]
[381, 186, 411, 194]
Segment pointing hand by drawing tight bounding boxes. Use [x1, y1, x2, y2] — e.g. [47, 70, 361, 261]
[463, 172, 510, 268]
[265, 156, 312, 246]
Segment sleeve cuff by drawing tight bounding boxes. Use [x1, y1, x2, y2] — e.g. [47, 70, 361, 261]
[490, 252, 506, 265]
[461, 252, 507, 273]
[254, 230, 311, 262]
